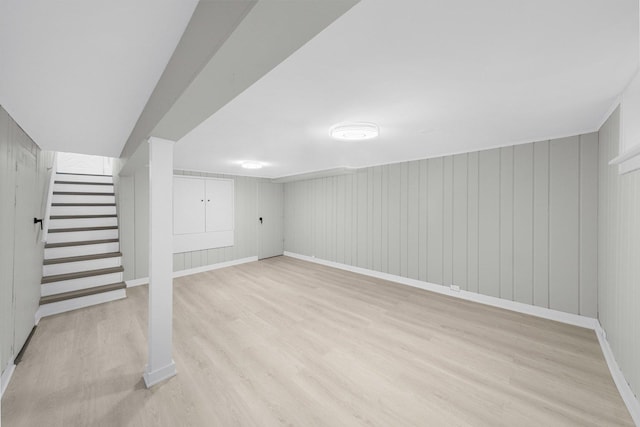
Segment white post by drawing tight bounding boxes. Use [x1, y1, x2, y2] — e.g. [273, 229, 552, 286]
[143, 137, 176, 388]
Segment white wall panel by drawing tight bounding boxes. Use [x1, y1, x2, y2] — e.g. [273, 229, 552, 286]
[598, 107, 640, 402]
[284, 133, 598, 316]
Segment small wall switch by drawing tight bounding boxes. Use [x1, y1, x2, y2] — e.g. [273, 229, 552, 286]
[450, 284, 460, 292]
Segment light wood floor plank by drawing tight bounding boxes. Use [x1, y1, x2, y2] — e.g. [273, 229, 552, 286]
[2, 256, 633, 426]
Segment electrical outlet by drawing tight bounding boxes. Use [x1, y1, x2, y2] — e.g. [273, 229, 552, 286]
[450, 284, 460, 292]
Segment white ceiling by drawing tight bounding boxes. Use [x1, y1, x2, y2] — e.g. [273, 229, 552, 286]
[0, 0, 198, 157]
[175, 0, 639, 178]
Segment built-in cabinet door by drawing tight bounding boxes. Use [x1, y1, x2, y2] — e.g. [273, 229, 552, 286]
[173, 177, 205, 234]
[205, 179, 234, 232]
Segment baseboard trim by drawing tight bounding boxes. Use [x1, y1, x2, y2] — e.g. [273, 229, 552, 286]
[35, 288, 126, 323]
[284, 252, 596, 329]
[143, 360, 177, 388]
[126, 256, 259, 287]
[1, 359, 16, 399]
[595, 323, 640, 425]
[283, 252, 640, 423]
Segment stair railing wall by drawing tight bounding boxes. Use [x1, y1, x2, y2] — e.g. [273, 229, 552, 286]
[41, 152, 58, 243]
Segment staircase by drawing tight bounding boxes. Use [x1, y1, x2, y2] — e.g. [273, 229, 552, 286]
[38, 172, 126, 318]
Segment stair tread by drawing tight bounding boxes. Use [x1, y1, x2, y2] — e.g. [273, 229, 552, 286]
[55, 181, 113, 186]
[39, 282, 125, 305]
[45, 238, 119, 248]
[56, 172, 113, 177]
[42, 266, 124, 283]
[52, 203, 115, 206]
[53, 191, 115, 196]
[49, 226, 118, 233]
[44, 252, 122, 265]
[50, 214, 117, 219]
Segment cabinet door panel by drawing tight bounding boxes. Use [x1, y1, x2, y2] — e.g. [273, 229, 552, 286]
[173, 177, 205, 234]
[205, 179, 234, 232]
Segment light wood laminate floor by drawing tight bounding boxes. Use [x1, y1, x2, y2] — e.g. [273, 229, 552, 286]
[2, 256, 633, 426]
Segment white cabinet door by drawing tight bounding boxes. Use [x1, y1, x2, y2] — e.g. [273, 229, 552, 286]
[205, 179, 234, 232]
[173, 177, 205, 234]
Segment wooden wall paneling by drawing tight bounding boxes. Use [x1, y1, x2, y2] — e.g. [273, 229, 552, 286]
[452, 154, 468, 290]
[478, 149, 500, 298]
[513, 144, 534, 305]
[500, 146, 514, 300]
[549, 137, 580, 314]
[533, 141, 550, 308]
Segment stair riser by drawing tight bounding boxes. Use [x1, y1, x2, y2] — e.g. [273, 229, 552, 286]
[52, 194, 116, 204]
[53, 183, 114, 193]
[49, 217, 118, 229]
[55, 174, 113, 184]
[43, 256, 121, 276]
[50, 205, 116, 216]
[38, 289, 126, 320]
[45, 242, 119, 259]
[41, 272, 123, 297]
[46, 229, 118, 244]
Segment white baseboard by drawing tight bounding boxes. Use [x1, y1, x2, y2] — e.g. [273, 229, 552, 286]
[284, 252, 639, 423]
[284, 252, 597, 329]
[36, 289, 126, 324]
[1, 358, 16, 398]
[125, 277, 149, 288]
[595, 323, 640, 425]
[143, 360, 176, 388]
[126, 256, 259, 287]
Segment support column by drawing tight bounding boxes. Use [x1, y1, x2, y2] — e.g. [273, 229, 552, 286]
[143, 137, 176, 388]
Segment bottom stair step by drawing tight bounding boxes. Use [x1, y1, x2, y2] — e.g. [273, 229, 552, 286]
[39, 282, 126, 305]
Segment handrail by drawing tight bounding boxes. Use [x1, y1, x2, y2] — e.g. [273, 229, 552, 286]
[41, 152, 58, 243]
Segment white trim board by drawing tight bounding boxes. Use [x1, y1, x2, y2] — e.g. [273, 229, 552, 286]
[284, 252, 596, 329]
[283, 252, 640, 424]
[125, 256, 259, 287]
[35, 289, 126, 324]
[1, 358, 16, 399]
[595, 323, 640, 426]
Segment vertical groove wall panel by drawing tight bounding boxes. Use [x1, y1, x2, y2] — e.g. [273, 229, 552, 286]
[407, 162, 420, 279]
[388, 163, 401, 276]
[314, 178, 325, 259]
[579, 133, 598, 317]
[427, 157, 443, 284]
[443, 156, 453, 286]
[533, 141, 550, 307]
[598, 107, 640, 399]
[283, 133, 599, 319]
[400, 163, 409, 277]
[549, 137, 580, 314]
[380, 166, 389, 273]
[418, 160, 428, 281]
[513, 144, 534, 304]
[478, 149, 501, 298]
[467, 152, 479, 293]
[372, 167, 382, 272]
[368, 168, 375, 270]
[452, 154, 468, 290]
[336, 175, 346, 264]
[500, 147, 514, 300]
[356, 171, 368, 268]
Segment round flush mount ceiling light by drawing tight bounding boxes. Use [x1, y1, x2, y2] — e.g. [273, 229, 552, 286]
[330, 122, 379, 141]
[241, 161, 263, 170]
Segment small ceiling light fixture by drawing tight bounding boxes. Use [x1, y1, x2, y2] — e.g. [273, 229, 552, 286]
[330, 122, 379, 141]
[241, 161, 263, 170]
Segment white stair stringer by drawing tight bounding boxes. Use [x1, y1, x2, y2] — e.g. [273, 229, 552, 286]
[40, 172, 125, 317]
